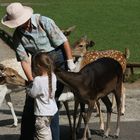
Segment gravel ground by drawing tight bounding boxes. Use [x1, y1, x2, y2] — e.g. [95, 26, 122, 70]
[0, 81, 140, 140]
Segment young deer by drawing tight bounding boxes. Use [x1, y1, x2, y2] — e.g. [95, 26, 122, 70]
[54, 57, 123, 140]
[0, 64, 26, 127]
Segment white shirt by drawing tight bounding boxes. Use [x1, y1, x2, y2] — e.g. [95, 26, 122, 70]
[28, 73, 58, 116]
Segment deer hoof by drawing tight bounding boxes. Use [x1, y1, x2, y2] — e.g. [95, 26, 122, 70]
[103, 134, 108, 139]
[79, 138, 88, 140]
[99, 129, 104, 135]
[95, 113, 99, 117]
[121, 112, 125, 116]
[112, 135, 119, 139]
[11, 124, 17, 128]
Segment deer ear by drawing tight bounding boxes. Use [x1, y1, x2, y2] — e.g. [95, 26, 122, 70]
[0, 64, 5, 71]
[0, 64, 6, 77]
[89, 40, 95, 47]
[62, 25, 76, 36]
[66, 25, 76, 32]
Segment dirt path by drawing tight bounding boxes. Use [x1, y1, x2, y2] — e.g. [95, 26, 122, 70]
[0, 81, 140, 140]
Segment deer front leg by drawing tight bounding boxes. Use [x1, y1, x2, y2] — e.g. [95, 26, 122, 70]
[72, 99, 80, 140]
[80, 112, 91, 140]
[63, 101, 72, 133]
[76, 103, 91, 139]
[81, 101, 95, 140]
[76, 103, 86, 133]
[76, 108, 82, 133]
[5, 94, 18, 127]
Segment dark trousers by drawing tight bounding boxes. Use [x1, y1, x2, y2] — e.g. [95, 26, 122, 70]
[49, 47, 67, 140]
[19, 47, 67, 140]
[19, 95, 35, 140]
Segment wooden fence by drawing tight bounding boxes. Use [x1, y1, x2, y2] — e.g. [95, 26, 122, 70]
[126, 62, 140, 75]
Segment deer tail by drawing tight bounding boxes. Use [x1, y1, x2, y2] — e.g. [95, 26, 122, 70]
[124, 48, 130, 59]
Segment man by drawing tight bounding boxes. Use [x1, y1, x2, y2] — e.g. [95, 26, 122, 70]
[1, 2, 76, 140]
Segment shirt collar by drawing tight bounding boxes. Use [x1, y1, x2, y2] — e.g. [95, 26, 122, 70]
[31, 14, 41, 29]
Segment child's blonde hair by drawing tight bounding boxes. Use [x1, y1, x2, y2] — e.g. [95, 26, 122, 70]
[32, 52, 54, 97]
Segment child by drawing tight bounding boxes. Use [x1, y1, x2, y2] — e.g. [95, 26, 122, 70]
[27, 52, 58, 140]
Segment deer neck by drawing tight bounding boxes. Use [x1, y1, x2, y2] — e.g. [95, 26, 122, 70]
[55, 69, 82, 91]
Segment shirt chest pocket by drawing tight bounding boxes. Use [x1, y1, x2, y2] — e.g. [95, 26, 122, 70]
[35, 31, 50, 46]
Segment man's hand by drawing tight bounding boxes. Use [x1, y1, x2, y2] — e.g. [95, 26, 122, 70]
[25, 80, 33, 94]
[25, 80, 33, 87]
[67, 59, 76, 71]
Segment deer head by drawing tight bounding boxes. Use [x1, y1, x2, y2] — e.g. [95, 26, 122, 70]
[0, 64, 26, 86]
[72, 35, 95, 57]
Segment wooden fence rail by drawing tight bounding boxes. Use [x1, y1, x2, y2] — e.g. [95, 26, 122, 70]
[126, 62, 140, 75]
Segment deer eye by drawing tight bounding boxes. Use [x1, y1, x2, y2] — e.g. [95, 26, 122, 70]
[11, 75, 16, 78]
[79, 45, 83, 47]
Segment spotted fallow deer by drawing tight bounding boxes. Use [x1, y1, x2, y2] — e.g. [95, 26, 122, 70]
[0, 64, 26, 127]
[72, 36, 129, 115]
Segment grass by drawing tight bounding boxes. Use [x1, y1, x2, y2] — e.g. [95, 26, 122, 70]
[0, 0, 140, 63]
[125, 73, 140, 83]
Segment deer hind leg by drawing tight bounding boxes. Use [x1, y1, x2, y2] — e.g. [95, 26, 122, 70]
[111, 93, 116, 111]
[96, 100, 104, 131]
[112, 83, 126, 115]
[5, 94, 18, 127]
[101, 95, 112, 138]
[121, 84, 126, 115]
[114, 86, 122, 138]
